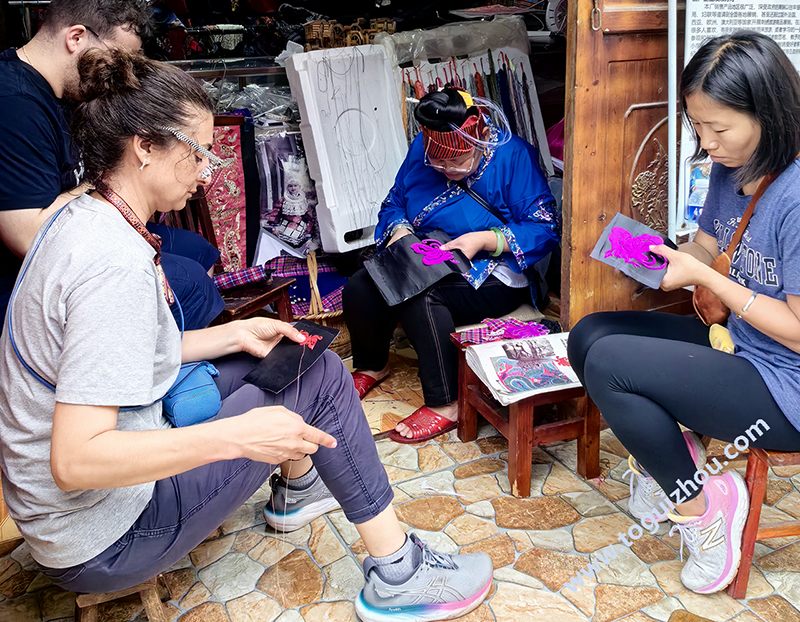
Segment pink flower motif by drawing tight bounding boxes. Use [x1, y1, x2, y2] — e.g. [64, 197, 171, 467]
[605, 227, 667, 270]
[410, 239, 459, 266]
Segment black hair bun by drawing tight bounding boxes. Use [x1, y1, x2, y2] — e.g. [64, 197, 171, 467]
[415, 87, 475, 132]
[78, 48, 143, 100]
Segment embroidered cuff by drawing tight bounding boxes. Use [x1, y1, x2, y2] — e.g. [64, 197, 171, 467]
[499, 225, 526, 270]
[376, 218, 413, 247]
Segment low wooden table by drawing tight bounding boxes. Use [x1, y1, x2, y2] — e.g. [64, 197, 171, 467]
[215, 276, 295, 324]
[451, 334, 601, 497]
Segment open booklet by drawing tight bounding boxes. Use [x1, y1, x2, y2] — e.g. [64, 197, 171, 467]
[465, 332, 581, 406]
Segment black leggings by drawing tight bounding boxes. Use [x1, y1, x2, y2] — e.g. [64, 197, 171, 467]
[343, 269, 531, 406]
[568, 312, 800, 502]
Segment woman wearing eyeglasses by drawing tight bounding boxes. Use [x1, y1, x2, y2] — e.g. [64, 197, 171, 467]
[343, 87, 560, 443]
[0, 51, 494, 620]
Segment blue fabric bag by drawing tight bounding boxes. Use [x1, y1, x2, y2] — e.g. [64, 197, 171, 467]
[161, 361, 221, 427]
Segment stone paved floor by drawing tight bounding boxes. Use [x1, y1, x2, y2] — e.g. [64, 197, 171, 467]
[2, 355, 800, 622]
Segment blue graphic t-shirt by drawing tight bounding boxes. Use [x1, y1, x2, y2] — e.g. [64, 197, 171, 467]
[699, 161, 800, 431]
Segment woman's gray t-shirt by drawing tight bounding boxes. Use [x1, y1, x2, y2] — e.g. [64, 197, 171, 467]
[0, 193, 181, 568]
[699, 161, 800, 431]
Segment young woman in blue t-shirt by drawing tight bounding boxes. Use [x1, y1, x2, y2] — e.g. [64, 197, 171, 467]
[568, 31, 800, 595]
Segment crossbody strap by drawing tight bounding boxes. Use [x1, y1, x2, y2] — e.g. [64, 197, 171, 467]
[455, 180, 510, 225]
[723, 173, 777, 259]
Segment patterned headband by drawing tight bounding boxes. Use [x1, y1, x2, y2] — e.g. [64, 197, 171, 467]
[422, 114, 486, 160]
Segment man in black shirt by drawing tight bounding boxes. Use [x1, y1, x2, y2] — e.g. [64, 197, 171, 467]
[0, 0, 224, 328]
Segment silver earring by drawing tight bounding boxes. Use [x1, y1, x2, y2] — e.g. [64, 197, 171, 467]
[139, 159, 148, 171]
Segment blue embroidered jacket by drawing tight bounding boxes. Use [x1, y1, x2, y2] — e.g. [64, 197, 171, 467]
[374, 126, 560, 295]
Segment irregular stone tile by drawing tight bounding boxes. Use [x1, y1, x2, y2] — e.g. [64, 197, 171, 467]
[163, 602, 181, 622]
[543, 440, 579, 472]
[257, 550, 323, 609]
[562, 490, 617, 517]
[759, 506, 800, 548]
[383, 464, 419, 484]
[465, 501, 495, 519]
[417, 445, 455, 472]
[169, 556, 193, 571]
[757, 540, 800, 572]
[515, 547, 591, 592]
[493, 496, 581, 530]
[454, 458, 506, 480]
[777, 492, 800, 519]
[444, 514, 497, 545]
[258, 523, 312, 547]
[493, 567, 545, 589]
[9, 544, 37, 571]
[440, 441, 483, 464]
[599, 450, 623, 471]
[731, 613, 769, 622]
[650, 560, 684, 596]
[508, 530, 532, 553]
[180, 583, 211, 610]
[163, 568, 197, 601]
[308, 518, 346, 567]
[660, 530, 683, 553]
[453, 474, 503, 504]
[460, 534, 516, 569]
[561, 574, 596, 617]
[220, 504, 260, 535]
[748, 595, 800, 622]
[189, 534, 235, 570]
[496, 464, 550, 497]
[543, 462, 592, 495]
[593, 585, 664, 622]
[406, 529, 459, 555]
[25, 573, 51, 593]
[740, 567, 774, 600]
[573, 513, 636, 553]
[391, 487, 411, 504]
[198, 552, 264, 602]
[248, 536, 295, 566]
[600, 437, 630, 459]
[476, 436, 508, 455]
[0, 593, 40, 622]
[394, 496, 464, 531]
[350, 538, 367, 555]
[642, 595, 682, 622]
[327, 511, 361, 545]
[774, 465, 800, 478]
[40, 586, 76, 621]
[0, 571, 36, 598]
[227, 592, 281, 622]
[246, 481, 272, 505]
[766, 479, 794, 506]
[94, 593, 145, 622]
[766, 570, 800, 610]
[322, 557, 364, 602]
[396, 472, 456, 498]
[274, 612, 304, 622]
[0, 558, 20, 584]
[178, 602, 229, 622]
[630, 534, 678, 564]
[301, 600, 358, 622]
[202, 527, 225, 543]
[675, 589, 744, 621]
[589, 477, 631, 502]
[376, 441, 419, 471]
[592, 545, 656, 587]
[491, 582, 586, 621]
[452, 603, 494, 621]
[231, 529, 263, 554]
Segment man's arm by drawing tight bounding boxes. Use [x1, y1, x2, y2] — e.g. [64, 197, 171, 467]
[0, 182, 91, 258]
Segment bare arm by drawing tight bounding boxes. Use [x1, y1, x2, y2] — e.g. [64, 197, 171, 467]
[50, 402, 336, 491]
[678, 229, 718, 266]
[0, 182, 91, 257]
[180, 317, 307, 363]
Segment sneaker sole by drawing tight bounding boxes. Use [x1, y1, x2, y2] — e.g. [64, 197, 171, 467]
[354, 578, 492, 622]
[263, 496, 342, 532]
[694, 471, 750, 594]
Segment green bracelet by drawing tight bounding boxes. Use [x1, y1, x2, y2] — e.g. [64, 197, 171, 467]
[490, 227, 505, 257]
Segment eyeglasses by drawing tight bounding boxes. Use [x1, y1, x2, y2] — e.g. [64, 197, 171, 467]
[424, 150, 478, 174]
[84, 25, 109, 50]
[162, 127, 223, 180]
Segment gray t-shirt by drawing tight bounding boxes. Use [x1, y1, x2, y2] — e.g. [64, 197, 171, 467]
[0, 193, 181, 568]
[699, 162, 800, 431]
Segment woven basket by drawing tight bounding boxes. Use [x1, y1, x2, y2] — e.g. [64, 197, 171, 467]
[298, 251, 351, 359]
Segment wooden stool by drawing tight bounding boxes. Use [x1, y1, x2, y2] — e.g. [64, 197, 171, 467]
[727, 448, 800, 599]
[213, 275, 296, 324]
[451, 334, 601, 497]
[76, 575, 167, 622]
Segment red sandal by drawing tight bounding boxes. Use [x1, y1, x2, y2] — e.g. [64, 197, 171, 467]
[388, 406, 457, 444]
[352, 372, 387, 400]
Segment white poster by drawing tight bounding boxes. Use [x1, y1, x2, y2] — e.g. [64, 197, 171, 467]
[678, 1, 800, 238]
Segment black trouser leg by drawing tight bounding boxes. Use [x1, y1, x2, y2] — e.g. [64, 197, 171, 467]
[343, 268, 399, 372]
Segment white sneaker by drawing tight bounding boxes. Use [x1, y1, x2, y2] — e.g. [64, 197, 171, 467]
[624, 431, 706, 522]
[668, 471, 749, 593]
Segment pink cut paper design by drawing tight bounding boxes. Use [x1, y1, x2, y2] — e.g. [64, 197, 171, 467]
[410, 239, 459, 266]
[604, 227, 667, 270]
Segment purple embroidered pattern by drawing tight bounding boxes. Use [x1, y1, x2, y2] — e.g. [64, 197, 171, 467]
[503, 323, 549, 340]
[605, 227, 667, 270]
[411, 239, 459, 266]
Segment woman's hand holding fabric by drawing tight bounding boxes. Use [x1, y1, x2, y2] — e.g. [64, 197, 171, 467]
[235, 318, 307, 358]
[650, 244, 713, 291]
[441, 230, 498, 260]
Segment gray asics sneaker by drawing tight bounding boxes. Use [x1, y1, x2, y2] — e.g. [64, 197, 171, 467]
[263, 471, 341, 532]
[624, 430, 706, 522]
[355, 533, 493, 622]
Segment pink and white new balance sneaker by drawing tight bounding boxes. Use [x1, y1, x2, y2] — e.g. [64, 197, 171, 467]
[668, 471, 750, 594]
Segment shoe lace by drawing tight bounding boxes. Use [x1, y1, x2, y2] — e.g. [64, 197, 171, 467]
[420, 541, 458, 571]
[669, 521, 700, 563]
[623, 457, 666, 502]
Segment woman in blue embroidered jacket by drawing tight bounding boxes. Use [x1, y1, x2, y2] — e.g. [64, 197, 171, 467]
[343, 88, 559, 443]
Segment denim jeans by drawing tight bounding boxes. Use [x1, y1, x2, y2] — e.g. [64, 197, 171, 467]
[41, 350, 393, 593]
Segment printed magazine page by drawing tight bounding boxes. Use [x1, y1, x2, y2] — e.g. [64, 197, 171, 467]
[465, 332, 581, 406]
